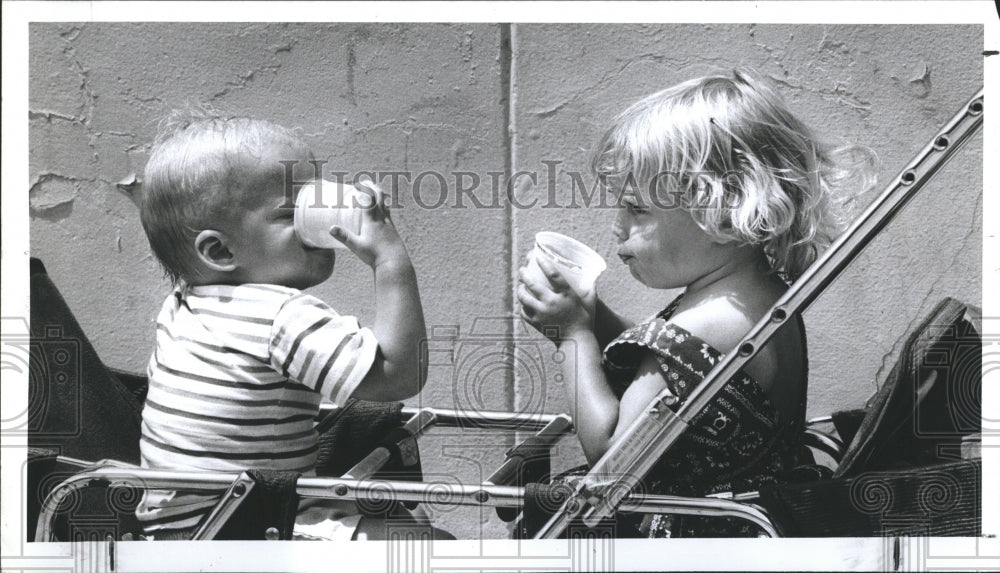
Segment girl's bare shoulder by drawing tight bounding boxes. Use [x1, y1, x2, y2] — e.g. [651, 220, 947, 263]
[669, 295, 757, 356]
[668, 277, 793, 390]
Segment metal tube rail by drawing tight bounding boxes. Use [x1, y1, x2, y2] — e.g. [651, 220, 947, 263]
[535, 88, 984, 538]
[623, 497, 778, 537]
[35, 465, 777, 540]
[43, 455, 138, 470]
[318, 404, 570, 432]
[802, 428, 846, 461]
[399, 406, 569, 431]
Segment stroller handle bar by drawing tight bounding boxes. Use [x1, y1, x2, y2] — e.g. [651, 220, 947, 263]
[536, 88, 985, 537]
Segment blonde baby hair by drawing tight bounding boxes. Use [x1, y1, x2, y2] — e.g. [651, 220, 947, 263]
[139, 105, 313, 284]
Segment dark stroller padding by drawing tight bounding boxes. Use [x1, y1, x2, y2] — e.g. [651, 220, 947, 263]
[758, 298, 981, 536]
[759, 460, 979, 537]
[28, 259, 145, 542]
[314, 398, 423, 515]
[28, 259, 145, 464]
[314, 398, 409, 477]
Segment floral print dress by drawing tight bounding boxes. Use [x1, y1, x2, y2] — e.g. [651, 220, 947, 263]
[601, 296, 807, 537]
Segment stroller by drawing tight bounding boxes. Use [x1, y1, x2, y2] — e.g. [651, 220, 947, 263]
[24, 89, 983, 549]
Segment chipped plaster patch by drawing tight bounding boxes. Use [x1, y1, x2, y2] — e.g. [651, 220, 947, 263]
[29, 174, 78, 216]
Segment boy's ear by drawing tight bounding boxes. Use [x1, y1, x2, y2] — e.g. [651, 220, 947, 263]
[194, 230, 237, 273]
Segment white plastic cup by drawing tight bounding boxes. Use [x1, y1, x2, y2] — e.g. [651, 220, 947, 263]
[294, 180, 367, 249]
[525, 231, 607, 296]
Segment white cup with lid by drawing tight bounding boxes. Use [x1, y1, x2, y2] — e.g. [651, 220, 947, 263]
[294, 180, 368, 249]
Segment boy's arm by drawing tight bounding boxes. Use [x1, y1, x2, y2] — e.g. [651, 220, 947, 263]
[329, 181, 426, 401]
[350, 255, 426, 401]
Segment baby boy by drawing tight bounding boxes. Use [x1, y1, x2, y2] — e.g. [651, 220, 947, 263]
[135, 110, 427, 540]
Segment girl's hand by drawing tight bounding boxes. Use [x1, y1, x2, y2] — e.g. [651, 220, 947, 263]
[329, 180, 410, 269]
[517, 252, 596, 343]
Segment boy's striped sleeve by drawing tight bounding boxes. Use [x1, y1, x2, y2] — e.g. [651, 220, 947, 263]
[268, 293, 378, 406]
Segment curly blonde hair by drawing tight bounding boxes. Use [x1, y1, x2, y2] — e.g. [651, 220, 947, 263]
[592, 68, 876, 280]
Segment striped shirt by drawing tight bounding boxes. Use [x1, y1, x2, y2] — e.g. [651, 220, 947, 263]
[136, 283, 377, 532]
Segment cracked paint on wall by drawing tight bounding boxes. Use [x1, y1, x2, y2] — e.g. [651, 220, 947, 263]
[29, 174, 78, 218]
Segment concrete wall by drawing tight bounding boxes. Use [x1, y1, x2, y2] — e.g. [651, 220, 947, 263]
[28, 23, 982, 538]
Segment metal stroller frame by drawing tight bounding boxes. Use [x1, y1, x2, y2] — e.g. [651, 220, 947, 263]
[35, 404, 811, 541]
[31, 88, 983, 543]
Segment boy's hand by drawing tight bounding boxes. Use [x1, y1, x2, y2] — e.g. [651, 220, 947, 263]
[517, 253, 596, 344]
[329, 180, 409, 269]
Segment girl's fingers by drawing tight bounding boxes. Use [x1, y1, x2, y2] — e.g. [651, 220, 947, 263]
[534, 253, 571, 292]
[519, 307, 539, 327]
[517, 284, 548, 323]
[518, 266, 560, 300]
[516, 282, 540, 309]
[519, 302, 535, 320]
[517, 296, 542, 329]
[517, 267, 542, 297]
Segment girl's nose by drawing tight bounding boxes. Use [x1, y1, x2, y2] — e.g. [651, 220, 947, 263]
[612, 210, 628, 242]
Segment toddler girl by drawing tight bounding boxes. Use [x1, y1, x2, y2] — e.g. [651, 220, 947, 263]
[517, 68, 874, 537]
